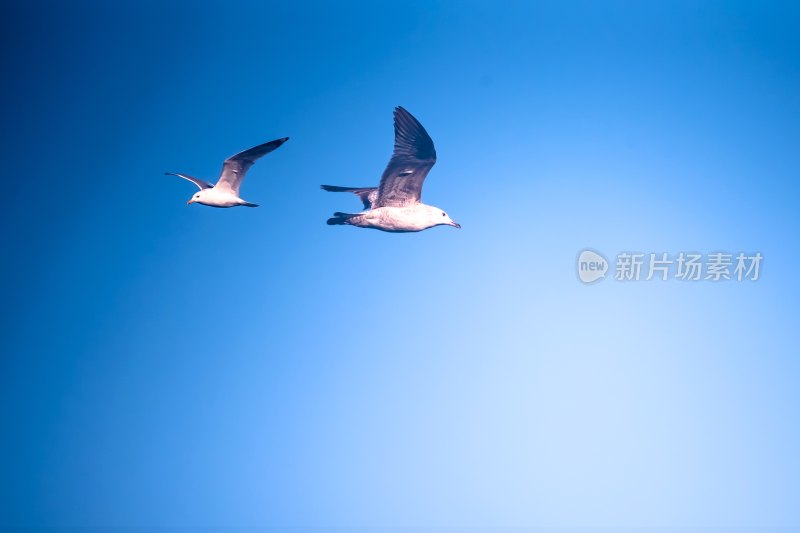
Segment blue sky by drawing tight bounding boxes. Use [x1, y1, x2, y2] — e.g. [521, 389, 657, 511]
[2, 0, 800, 530]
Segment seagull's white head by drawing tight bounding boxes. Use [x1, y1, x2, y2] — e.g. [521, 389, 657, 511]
[440, 210, 461, 229]
[187, 190, 209, 205]
[425, 205, 461, 229]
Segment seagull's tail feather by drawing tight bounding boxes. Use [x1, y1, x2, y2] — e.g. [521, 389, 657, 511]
[321, 185, 377, 210]
[327, 212, 357, 226]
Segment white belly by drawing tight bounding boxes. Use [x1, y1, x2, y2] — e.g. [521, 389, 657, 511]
[356, 206, 434, 232]
[199, 190, 243, 208]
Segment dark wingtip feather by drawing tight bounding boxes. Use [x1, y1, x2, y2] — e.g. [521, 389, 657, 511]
[391, 106, 435, 161]
[320, 184, 369, 192]
[265, 137, 289, 149]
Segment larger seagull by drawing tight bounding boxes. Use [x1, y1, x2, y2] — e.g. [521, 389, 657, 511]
[322, 107, 460, 232]
[166, 137, 288, 208]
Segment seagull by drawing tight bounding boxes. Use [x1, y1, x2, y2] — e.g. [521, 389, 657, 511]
[322, 107, 460, 232]
[166, 137, 288, 208]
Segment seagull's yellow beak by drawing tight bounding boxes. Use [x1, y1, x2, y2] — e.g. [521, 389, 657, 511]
[187, 199, 194, 205]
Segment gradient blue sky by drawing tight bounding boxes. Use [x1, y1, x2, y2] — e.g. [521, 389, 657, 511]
[2, 1, 800, 530]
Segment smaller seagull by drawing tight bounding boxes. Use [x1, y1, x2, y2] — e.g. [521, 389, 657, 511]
[322, 106, 460, 232]
[166, 137, 288, 208]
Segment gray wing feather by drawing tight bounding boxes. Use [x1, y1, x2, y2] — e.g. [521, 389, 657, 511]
[374, 107, 436, 207]
[215, 137, 289, 195]
[320, 185, 378, 210]
[165, 172, 214, 190]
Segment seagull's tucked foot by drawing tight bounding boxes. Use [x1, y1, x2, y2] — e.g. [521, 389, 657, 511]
[239, 201, 259, 208]
[327, 212, 357, 226]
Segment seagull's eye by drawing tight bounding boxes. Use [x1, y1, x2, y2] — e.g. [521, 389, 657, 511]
[442, 212, 446, 217]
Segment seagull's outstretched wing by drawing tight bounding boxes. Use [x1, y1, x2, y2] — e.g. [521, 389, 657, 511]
[215, 137, 289, 195]
[165, 172, 214, 190]
[374, 107, 436, 207]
